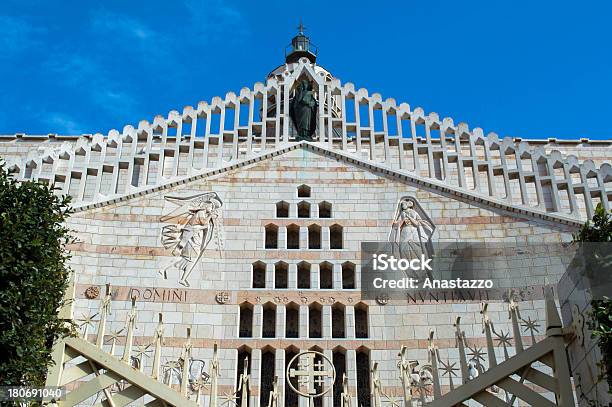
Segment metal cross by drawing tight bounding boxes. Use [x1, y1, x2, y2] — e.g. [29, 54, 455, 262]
[297, 19, 306, 34]
[289, 353, 333, 395]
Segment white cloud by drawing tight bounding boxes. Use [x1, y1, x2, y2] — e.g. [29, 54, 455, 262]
[44, 113, 84, 134]
[90, 10, 154, 41]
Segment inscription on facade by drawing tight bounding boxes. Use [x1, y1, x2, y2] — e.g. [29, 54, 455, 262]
[129, 287, 188, 303]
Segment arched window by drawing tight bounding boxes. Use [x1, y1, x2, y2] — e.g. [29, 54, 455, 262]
[355, 303, 369, 338]
[252, 261, 266, 288]
[332, 303, 346, 338]
[297, 184, 311, 197]
[318, 201, 332, 218]
[298, 201, 311, 218]
[287, 224, 300, 249]
[239, 303, 253, 338]
[236, 347, 251, 407]
[275, 262, 288, 289]
[265, 224, 278, 249]
[330, 224, 343, 249]
[319, 261, 333, 289]
[276, 201, 289, 218]
[260, 347, 276, 407]
[308, 224, 321, 249]
[342, 262, 355, 289]
[297, 261, 311, 289]
[309, 303, 322, 338]
[285, 302, 299, 338]
[262, 303, 276, 338]
[356, 348, 372, 407]
[332, 348, 347, 407]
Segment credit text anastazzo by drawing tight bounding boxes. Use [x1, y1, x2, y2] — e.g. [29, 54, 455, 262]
[372, 278, 494, 289]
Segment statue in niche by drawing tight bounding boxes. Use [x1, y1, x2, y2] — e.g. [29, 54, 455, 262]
[388, 196, 435, 279]
[159, 192, 223, 287]
[290, 79, 318, 141]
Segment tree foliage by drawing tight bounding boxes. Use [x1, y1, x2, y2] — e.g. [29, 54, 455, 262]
[0, 163, 75, 386]
[574, 203, 612, 396]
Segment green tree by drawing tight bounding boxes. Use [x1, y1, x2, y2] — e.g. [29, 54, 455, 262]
[0, 163, 75, 387]
[574, 203, 612, 396]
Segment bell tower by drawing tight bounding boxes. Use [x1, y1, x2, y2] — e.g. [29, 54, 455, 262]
[285, 21, 317, 64]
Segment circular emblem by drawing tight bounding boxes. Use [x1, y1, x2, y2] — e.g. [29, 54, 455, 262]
[85, 286, 100, 299]
[286, 351, 336, 398]
[376, 294, 389, 305]
[215, 291, 230, 304]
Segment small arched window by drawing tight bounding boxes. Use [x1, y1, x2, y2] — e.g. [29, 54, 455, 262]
[342, 262, 355, 289]
[297, 184, 311, 197]
[239, 303, 253, 338]
[332, 303, 346, 338]
[297, 261, 311, 289]
[318, 201, 332, 218]
[330, 224, 343, 249]
[355, 303, 369, 338]
[308, 224, 321, 249]
[265, 224, 278, 249]
[252, 261, 266, 288]
[298, 201, 311, 218]
[319, 261, 333, 289]
[287, 224, 300, 249]
[262, 302, 276, 338]
[276, 201, 289, 218]
[275, 261, 288, 289]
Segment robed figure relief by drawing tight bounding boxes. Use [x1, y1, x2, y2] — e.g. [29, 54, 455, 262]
[388, 196, 435, 279]
[159, 192, 223, 287]
[290, 79, 318, 141]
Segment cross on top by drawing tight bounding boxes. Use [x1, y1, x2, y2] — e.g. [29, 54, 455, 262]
[297, 19, 306, 34]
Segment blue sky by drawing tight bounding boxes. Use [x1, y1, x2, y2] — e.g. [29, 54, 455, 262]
[1, 0, 611, 140]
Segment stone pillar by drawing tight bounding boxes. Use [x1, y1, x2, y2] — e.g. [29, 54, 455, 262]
[300, 226, 307, 250]
[324, 349, 334, 407]
[251, 348, 262, 407]
[279, 226, 287, 250]
[276, 348, 286, 407]
[333, 264, 342, 290]
[288, 263, 298, 290]
[265, 263, 274, 289]
[299, 305, 308, 338]
[323, 227, 331, 250]
[277, 305, 285, 339]
[346, 350, 358, 400]
[311, 263, 320, 290]
[254, 305, 263, 338]
[322, 305, 331, 338]
[354, 264, 361, 290]
[346, 306, 356, 339]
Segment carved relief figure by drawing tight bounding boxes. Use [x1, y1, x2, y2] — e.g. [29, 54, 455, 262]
[159, 192, 223, 287]
[290, 79, 318, 141]
[388, 196, 435, 278]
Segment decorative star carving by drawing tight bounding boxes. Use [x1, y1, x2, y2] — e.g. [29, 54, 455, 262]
[495, 330, 513, 347]
[134, 343, 152, 360]
[221, 391, 238, 407]
[467, 345, 487, 367]
[78, 312, 98, 328]
[439, 360, 459, 377]
[105, 328, 124, 343]
[521, 316, 540, 335]
[382, 394, 401, 407]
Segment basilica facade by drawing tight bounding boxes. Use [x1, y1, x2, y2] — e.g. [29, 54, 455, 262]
[1, 30, 611, 406]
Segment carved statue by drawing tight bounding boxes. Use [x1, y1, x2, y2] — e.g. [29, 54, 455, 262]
[290, 79, 318, 141]
[159, 192, 223, 287]
[388, 196, 435, 279]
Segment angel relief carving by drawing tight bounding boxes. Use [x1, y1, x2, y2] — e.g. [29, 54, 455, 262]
[159, 192, 223, 287]
[388, 196, 436, 279]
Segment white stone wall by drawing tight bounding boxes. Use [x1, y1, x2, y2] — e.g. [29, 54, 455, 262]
[66, 148, 576, 405]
